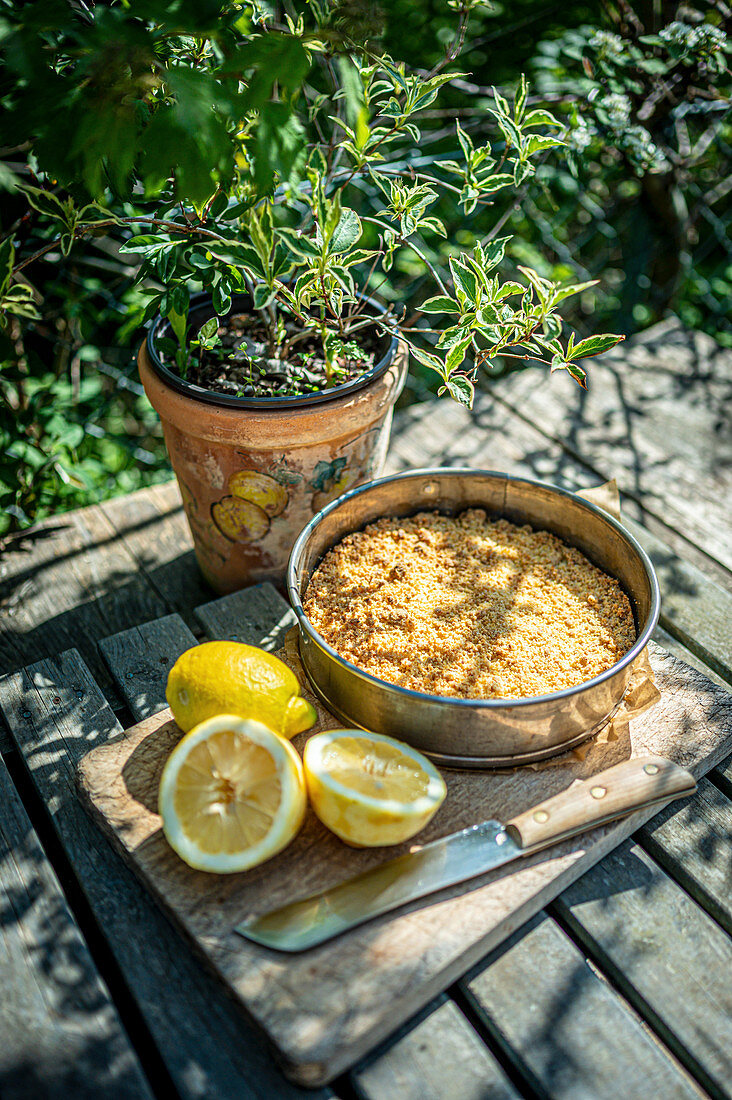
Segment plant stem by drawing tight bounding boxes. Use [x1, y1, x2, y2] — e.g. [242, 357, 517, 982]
[12, 216, 235, 276]
[266, 300, 278, 356]
[361, 216, 450, 296]
[428, 4, 470, 77]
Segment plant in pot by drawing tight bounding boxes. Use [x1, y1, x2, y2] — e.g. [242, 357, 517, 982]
[1, 1, 624, 593]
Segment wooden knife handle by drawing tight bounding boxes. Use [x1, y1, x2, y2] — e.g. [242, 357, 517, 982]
[505, 755, 696, 852]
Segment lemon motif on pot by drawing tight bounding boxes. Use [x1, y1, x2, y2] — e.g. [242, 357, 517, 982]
[310, 458, 357, 512]
[211, 496, 270, 542]
[211, 469, 289, 543]
[229, 470, 289, 517]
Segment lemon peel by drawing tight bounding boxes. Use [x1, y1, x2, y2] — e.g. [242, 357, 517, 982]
[166, 641, 317, 738]
[303, 730, 447, 847]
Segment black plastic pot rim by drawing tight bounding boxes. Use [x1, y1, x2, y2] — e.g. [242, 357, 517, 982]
[145, 290, 400, 411]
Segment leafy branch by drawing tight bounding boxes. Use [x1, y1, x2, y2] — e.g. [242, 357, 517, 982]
[1, 0, 629, 408]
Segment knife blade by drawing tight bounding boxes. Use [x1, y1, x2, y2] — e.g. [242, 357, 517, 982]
[235, 754, 695, 952]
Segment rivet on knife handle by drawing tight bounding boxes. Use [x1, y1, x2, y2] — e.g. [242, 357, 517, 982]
[505, 755, 696, 852]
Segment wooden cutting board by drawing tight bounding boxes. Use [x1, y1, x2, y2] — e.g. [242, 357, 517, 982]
[77, 640, 731, 1086]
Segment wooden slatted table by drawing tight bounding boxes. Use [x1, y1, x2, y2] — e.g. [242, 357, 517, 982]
[0, 318, 730, 1100]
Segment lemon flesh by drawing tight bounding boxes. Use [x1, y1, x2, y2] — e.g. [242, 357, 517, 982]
[166, 641, 317, 738]
[159, 715, 306, 873]
[303, 730, 447, 847]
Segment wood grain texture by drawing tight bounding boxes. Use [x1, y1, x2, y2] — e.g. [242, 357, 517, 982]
[484, 318, 732, 577]
[0, 501, 166, 709]
[652, 626, 729, 691]
[77, 641, 731, 1085]
[0, 651, 334, 1100]
[621, 516, 732, 684]
[351, 996, 520, 1100]
[554, 842, 732, 1099]
[506, 756, 696, 850]
[99, 480, 213, 624]
[99, 614, 197, 721]
[460, 911, 704, 1100]
[651, 629, 731, 809]
[194, 582, 296, 650]
[637, 776, 732, 933]
[0, 754, 153, 1100]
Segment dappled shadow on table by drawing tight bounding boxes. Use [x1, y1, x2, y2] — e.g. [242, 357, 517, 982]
[0, 489, 212, 702]
[0, 796, 149, 1097]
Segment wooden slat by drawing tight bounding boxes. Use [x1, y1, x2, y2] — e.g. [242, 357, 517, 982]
[485, 319, 732, 577]
[0, 502, 167, 709]
[652, 626, 729, 690]
[637, 777, 732, 934]
[194, 582, 296, 650]
[98, 481, 213, 626]
[553, 842, 732, 1099]
[351, 996, 521, 1100]
[623, 517, 732, 684]
[99, 614, 197, 721]
[0, 651, 334, 1100]
[651, 627, 732, 799]
[460, 912, 703, 1100]
[0, 755, 154, 1099]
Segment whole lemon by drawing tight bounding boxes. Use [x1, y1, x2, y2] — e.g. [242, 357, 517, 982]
[166, 641, 317, 739]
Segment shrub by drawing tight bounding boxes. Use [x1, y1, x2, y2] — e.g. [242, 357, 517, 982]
[2, 0, 727, 533]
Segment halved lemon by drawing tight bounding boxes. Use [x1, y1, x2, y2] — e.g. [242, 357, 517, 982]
[303, 730, 447, 847]
[158, 715, 306, 873]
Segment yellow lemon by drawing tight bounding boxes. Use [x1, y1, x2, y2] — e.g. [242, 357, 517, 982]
[166, 641, 317, 738]
[159, 715, 306, 873]
[303, 730, 447, 847]
[229, 470, 288, 517]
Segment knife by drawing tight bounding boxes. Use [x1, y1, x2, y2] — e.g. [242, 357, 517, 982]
[235, 755, 695, 952]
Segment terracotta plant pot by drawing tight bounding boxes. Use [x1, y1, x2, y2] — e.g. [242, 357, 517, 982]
[138, 293, 407, 594]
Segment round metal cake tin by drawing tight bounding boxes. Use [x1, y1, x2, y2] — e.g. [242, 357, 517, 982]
[287, 468, 660, 768]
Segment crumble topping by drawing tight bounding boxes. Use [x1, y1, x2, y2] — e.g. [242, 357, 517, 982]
[303, 509, 636, 699]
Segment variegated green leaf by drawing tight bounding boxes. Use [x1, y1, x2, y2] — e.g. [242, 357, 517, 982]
[419, 294, 461, 314]
[568, 333, 624, 359]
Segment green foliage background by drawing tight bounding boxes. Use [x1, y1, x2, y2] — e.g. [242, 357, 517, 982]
[379, 0, 731, 355]
[1, 0, 729, 534]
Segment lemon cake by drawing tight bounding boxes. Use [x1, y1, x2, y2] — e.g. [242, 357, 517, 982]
[303, 509, 636, 699]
